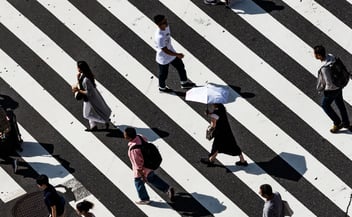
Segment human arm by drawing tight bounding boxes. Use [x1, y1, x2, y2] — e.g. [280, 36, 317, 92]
[316, 69, 325, 92]
[321, 66, 338, 90]
[130, 148, 147, 182]
[72, 86, 88, 95]
[161, 47, 184, 59]
[205, 110, 218, 128]
[50, 205, 57, 217]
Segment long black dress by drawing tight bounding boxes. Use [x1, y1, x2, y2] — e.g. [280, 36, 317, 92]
[209, 104, 242, 156]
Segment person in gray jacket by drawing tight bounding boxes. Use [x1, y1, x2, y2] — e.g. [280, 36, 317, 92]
[259, 184, 283, 217]
[314, 45, 351, 133]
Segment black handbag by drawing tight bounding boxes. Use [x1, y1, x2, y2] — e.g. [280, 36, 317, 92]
[206, 125, 215, 140]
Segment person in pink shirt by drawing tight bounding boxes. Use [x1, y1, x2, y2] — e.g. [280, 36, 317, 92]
[124, 127, 175, 205]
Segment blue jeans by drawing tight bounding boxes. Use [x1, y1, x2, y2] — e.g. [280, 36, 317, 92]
[158, 57, 188, 88]
[322, 89, 350, 126]
[134, 171, 170, 201]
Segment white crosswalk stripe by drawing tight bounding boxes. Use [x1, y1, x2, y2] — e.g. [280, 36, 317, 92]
[0, 0, 351, 216]
[0, 167, 26, 203]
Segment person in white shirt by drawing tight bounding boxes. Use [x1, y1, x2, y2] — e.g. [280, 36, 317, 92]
[314, 45, 351, 133]
[153, 14, 195, 92]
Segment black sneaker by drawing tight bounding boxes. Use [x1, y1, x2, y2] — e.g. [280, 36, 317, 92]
[181, 82, 196, 89]
[13, 159, 18, 173]
[85, 126, 98, 132]
[235, 161, 248, 166]
[167, 187, 175, 202]
[204, 0, 218, 5]
[200, 157, 214, 165]
[159, 86, 173, 93]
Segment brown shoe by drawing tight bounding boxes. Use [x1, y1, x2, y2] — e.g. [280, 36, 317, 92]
[330, 124, 342, 133]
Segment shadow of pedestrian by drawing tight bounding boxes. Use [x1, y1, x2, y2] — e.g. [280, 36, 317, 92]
[253, 0, 285, 13]
[14, 142, 76, 179]
[230, 0, 284, 14]
[55, 184, 76, 203]
[168, 192, 214, 216]
[105, 128, 124, 138]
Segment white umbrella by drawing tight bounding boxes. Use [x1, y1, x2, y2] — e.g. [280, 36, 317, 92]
[185, 83, 229, 104]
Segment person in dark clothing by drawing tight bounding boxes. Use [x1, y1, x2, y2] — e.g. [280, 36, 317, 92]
[36, 174, 66, 217]
[201, 103, 248, 166]
[0, 107, 22, 173]
[76, 200, 95, 217]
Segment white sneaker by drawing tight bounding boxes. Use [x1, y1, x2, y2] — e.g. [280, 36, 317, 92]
[135, 200, 151, 205]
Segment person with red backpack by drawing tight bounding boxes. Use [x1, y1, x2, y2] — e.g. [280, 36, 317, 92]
[314, 45, 352, 133]
[124, 127, 174, 205]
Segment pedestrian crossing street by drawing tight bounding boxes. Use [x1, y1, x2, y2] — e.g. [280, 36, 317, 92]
[0, 0, 352, 216]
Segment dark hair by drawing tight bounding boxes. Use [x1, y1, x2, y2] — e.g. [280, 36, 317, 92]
[77, 61, 96, 87]
[313, 45, 326, 58]
[260, 184, 273, 196]
[36, 174, 49, 186]
[124, 127, 137, 139]
[153, 14, 165, 25]
[76, 200, 94, 212]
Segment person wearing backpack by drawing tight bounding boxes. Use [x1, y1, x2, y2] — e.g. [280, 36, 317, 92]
[124, 127, 175, 205]
[314, 45, 351, 133]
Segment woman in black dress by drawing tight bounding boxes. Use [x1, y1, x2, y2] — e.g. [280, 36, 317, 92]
[202, 103, 248, 166]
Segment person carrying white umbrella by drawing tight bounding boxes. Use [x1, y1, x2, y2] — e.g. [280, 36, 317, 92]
[186, 84, 248, 166]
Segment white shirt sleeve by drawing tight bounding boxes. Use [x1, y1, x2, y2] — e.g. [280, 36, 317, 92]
[210, 113, 219, 120]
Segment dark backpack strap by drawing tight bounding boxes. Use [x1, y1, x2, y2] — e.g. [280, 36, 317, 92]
[129, 135, 145, 151]
[130, 144, 142, 151]
[137, 135, 147, 145]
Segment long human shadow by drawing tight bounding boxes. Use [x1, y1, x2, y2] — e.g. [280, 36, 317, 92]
[229, 0, 284, 14]
[148, 192, 219, 216]
[11, 142, 75, 179]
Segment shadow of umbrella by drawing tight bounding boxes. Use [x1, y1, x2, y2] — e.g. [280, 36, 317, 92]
[256, 152, 306, 181]
[229, 85, 256, 99]
[169, 192, 213, 216]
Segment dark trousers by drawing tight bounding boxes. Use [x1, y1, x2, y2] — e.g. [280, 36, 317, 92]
[158, 57, 187, 88]
[322, 89, 350, 126]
